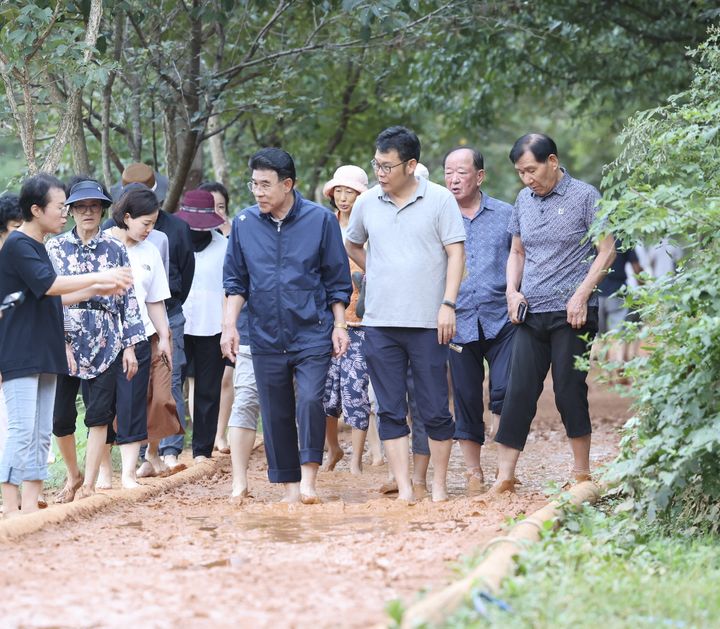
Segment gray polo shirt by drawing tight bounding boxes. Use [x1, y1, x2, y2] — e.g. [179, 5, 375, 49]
[509, 170, 601, 313]
[346, 177, 465, 328]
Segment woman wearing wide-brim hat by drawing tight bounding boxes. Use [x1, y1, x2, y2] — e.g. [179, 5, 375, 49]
[176, 189, 228, 463]
[319, 165, 378, 476]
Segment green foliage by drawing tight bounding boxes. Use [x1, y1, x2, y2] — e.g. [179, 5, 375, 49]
[445, 504, 720, 628]
[591, 29, 720, 530]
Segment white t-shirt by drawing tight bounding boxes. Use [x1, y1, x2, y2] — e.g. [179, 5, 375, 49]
[122, 237, 171, 337]
[183, 230, 227, 336]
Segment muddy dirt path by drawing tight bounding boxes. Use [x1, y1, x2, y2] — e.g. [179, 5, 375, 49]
[0, 377, 631, 628]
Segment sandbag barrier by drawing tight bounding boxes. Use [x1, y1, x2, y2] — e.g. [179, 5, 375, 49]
[400, 481, 602, 628]
[0, 437, 264, 542]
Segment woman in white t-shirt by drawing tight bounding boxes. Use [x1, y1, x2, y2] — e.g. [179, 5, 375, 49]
[107, 188, 172, 488]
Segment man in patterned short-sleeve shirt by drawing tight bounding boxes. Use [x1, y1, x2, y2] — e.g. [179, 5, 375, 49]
[443, 146, 516, 493]
[492, 133, 616, 493]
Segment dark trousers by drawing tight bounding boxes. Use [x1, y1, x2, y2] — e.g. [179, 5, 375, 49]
[53, 354, 120, 443]
[495, 309, 597, 451]
[111, 339, 151, 445]
[364, 327, 453, 442]
[449, 321, 516, 445]
[252, 347, 331, 483]
[184, 333, 225, 458]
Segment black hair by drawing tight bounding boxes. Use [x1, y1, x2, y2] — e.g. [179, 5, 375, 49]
[18, 173, 65, 222]
[66, 175, 113, 209]
[375, 126, 421, 163]
[0, 192, 22, 234]
[248, 148, 296, 184]
[112, 187, 160, 229]
[442, 146, 484, 171]
[198, 181, 230, 207]
[509, 133, 558, 164]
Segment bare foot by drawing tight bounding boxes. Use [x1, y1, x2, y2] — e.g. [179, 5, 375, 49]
[194, 455, 209, 463]
[370, 455, 384, 466]
[413, 480, 428, 501]
[55, 475, 84, 504]
[320, 448, 344, 472]
[350, 457, 363, 476]
[214, 440, 230, 455]
[163, 454, 180, 469]
[136, 461, 157, 479]
[300, 493, 322, 505]
[465, 467, 485, 493]
[431, 482, 449, 503]
[229, 489, 252, 505]
[37, 493, 48, 509]
[74, 485, 95, 501]
[96, 465, 112, 490]
[378, 480, 399, 494]
[486, 479, 517, 495]
[121, 475, 140, 489]
[280, 484, 301, 504]
[396, 495, 417, 506]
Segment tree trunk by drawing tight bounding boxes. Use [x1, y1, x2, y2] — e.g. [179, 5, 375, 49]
[207, 113, 229, 188]
[162, 104, 179, 181]
[40, 0, 104, 173]
[70, 93, 91, 175]
[102, 11, 126, 188]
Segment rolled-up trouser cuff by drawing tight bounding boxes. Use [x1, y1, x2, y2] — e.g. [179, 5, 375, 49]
[268, 467, 302, 483]
[453, 429, 485, 445]
[0, 463, 48, 484]
[300, 447, 324, 465]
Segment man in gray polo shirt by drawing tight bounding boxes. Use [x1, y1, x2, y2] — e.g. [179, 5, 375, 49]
[493, 133, 616, 493]
[345, 125, 465, 503]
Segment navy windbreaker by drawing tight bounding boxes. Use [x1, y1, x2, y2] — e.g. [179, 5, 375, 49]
[223, 191, 352, 354]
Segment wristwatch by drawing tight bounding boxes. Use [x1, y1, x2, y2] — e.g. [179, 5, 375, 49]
[333, 322, 348, 329]
[441, 300, 456, 310]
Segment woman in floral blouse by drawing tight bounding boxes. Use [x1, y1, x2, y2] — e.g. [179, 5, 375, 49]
[46, 178, 146, 501]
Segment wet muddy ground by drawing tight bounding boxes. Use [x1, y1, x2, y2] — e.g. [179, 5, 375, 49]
[0, 376, 631, 628]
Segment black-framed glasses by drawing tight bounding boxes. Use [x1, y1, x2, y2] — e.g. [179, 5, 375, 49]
[371, 159, 409, 174]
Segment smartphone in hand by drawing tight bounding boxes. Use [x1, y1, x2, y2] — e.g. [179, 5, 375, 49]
[517, 302, 528, 323]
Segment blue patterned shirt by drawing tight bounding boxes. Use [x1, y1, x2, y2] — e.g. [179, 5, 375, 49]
[509, 170, 602, 313]
[453, 194, 513, 344]
[46, 228, 146, 379]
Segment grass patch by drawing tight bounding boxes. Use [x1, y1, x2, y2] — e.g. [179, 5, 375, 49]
[441, 500, 720, 628]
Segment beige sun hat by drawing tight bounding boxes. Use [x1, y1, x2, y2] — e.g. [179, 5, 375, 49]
[322, 165, 369, 199]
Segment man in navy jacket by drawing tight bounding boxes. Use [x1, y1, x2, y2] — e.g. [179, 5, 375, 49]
[221, 148, 352, 504]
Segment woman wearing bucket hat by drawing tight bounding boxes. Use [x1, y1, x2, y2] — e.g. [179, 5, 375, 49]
[46, 177, 147, 501]
[320, 165, 378, 475]
[176, 189, 228, 462]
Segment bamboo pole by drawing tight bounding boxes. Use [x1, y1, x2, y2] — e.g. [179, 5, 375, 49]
[401, 481, 601, 628]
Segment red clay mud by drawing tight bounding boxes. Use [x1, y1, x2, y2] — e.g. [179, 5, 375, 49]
[0, 376, 631, 628]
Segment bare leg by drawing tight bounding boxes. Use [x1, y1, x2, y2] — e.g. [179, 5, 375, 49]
[1, 482, 20, 517]
[19, 480, 43, 514]
[96, 445, 113, 489]
[459, 439, 484, 490]
[428, 438, 451, 502]
[214, 366, 233, 452]
[300, 462, 321, 504]
[321, 416, 343, 471]
[281, 482, 301, 503]
[367, 412, 383, 466]
[79, 426, 108, 497]
[119, 442, 141, 489]
[383, 436, 413, 501]
[187, 376, 195, 423]
[412, 453, 430, 500]
[488, 413, 501, 442]
[55, 434, 83, 502]
[230, 426, 256, 498]
[350, 428, 366, 475]
[491, 443, 521, 493]
[569, 434, 592, 480]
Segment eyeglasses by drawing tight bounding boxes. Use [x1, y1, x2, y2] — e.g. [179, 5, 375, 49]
[247, 180, 281, 193]
[60, 207, 70, 217]
[371, 159, 409, 174]
[71, 203, 103, 215]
